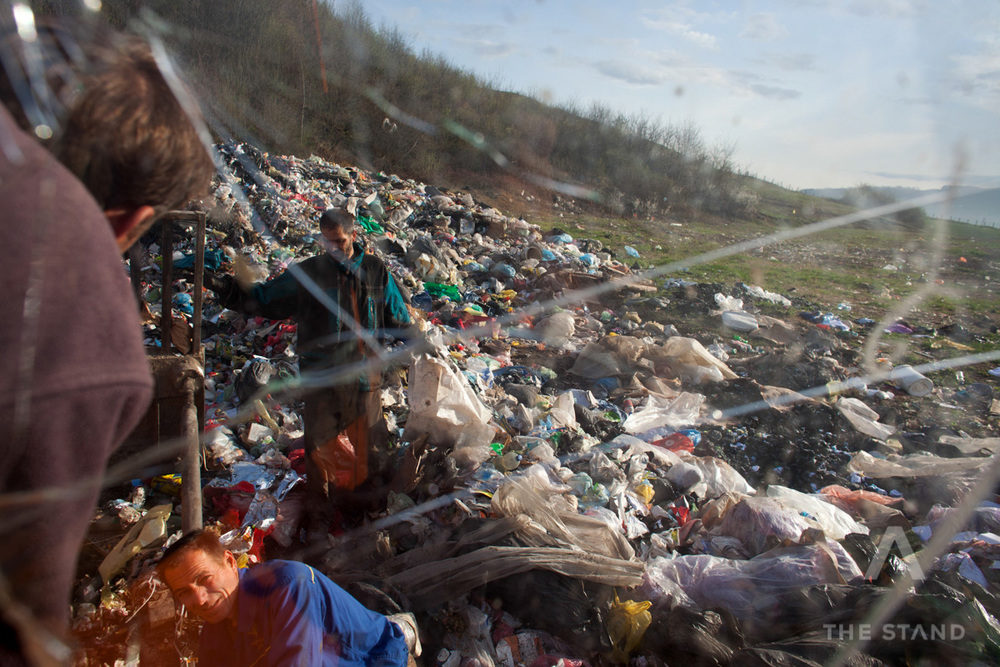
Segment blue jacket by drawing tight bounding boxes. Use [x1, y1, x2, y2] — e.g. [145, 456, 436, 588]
[198, 560, 408, 666]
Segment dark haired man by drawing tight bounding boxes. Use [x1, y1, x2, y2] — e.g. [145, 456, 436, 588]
[0, 16, 214, 663]
[206, 206, 413, 541]
[156, 528, 417, 666]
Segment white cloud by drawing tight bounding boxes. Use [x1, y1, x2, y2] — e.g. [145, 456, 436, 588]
[749, 83, 802, 100]
[454, 37, 518, 59]
[646, 20, 717, 48]
[640, 5, 725, 49]
[593, 60, 670, 86]
[846, 0, 925, 18]
[950, 34, 1000, 98]
[741, 13, 789, 42]
[758, 51, 818, 71]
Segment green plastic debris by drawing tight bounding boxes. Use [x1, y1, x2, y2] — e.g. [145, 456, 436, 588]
[357, 213, 384, 234]
[425, 282, 462, 302]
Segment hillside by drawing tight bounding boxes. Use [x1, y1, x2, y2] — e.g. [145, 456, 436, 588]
[804, 186, 1000, 227]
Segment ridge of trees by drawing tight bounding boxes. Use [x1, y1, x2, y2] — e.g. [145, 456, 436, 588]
[35, 0, 756, 218]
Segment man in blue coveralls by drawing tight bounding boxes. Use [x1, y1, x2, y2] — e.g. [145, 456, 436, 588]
[157, 528, 420, 666]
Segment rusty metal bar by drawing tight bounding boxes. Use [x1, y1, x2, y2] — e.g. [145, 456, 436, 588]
[160, 222, 173, 354]
[127, 243, 143, 308]
[192, 212, 205, 361]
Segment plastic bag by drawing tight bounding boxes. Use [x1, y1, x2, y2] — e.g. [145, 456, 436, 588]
[645, 541, 863, 622]
[547, 391, 578, 430]
[403, 353, 495, 467]
[653, 337, 739, 381]
[846, 450, 993, 478]
[607, 592, 652, 662]
[569, 341, 635, 379]
[310, 431, 360, 491]
[717, 496, 811, 555]
[714, 293, 745, 312]
[836, 397, 895, 440]
[678, 454, 755, 498]
[623, 392, 704, 439]
[535, 311, 576, 348]
[491, 464, 635, 561]
[819, 484, 902, 514]
[766, 485, 869, 539]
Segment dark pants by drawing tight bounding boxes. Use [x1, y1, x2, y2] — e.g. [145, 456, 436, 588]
[302, 384, 391, 536]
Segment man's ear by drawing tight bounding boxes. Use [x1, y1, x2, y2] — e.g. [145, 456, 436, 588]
[105, 206, 156, 253]
[223, 550, 239, 572]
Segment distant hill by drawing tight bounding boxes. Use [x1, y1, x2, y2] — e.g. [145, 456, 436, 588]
[802, 186, 1000, 227]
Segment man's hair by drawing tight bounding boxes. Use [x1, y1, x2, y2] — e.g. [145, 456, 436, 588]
[319, 207, 356, 234]
[0, 18, 214, 212]
[157, 527, 228, 573]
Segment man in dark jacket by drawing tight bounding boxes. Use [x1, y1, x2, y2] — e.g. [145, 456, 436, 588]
[209, 207, 412, 539]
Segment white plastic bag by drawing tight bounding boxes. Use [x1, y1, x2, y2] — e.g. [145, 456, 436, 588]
[836, 397, 895, 440]
[716, 496, 810, 555]
[491, 464, 635, 560]
[623, 392, 704, 438]
[534, 311, 576, 348]
[403, 353, 495, 467]
[655, 337, 739, 381]
[766, 485, 869, 539]
[645, 540, 862, 622]
[679, 454, 756, 498]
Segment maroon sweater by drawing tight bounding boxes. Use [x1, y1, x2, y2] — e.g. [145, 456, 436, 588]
[0, 105, 153, 660]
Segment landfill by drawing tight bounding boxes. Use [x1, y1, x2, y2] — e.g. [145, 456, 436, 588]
[73, 142, 1000, 666]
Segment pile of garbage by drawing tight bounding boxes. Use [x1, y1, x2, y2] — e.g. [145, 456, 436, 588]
[74, 143, 1000, 666]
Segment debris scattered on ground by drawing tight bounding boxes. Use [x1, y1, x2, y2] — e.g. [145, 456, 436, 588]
[74, 143, 1000, 666]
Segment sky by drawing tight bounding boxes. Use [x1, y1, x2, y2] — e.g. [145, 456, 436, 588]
[357, 0, 1000, 191]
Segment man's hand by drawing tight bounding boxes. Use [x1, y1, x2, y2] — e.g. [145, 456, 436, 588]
[203, 271, 233, 294]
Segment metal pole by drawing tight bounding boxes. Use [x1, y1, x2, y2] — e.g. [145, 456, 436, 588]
[176, 361, 204, 532]
[192, 212, 206, 361]
[160, 222, 174, 354]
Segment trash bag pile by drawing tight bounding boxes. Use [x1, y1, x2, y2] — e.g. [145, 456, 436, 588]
[74, 143, 1000, 666]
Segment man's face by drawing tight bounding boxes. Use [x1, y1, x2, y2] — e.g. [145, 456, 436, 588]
[321, 224, 357, 260]
[160, 550, 240, 624]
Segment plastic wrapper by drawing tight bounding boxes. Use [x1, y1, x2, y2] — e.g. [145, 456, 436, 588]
[847, 450, 992, 478]
[714, 293, 745, 312]
[534, 311, 576, 348]
[240, 490, 279, 532]
[835, 397, 895, 440]
[645, 541, 863, 622]
[678, 454, 755, 498]
[607, 593, 652, 663]
[925, 504, 1000, 535]
[652, 336, 739, 381]
[491, 464, 635, 561]
[717, 496, 811, 556]
[819, 484, 902, 513]
[383, 544, 644, 611]
[766, 485, 869, 539]
[623, 392, 705, 439]
[402, 353, 495, 467]
[204, 427, 248, 468]
[270, 491, 305, 548]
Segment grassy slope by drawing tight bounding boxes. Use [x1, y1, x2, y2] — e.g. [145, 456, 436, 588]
[458, 171, 1000, 379]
